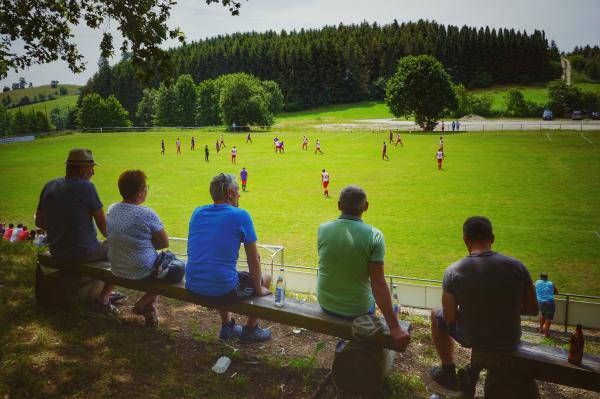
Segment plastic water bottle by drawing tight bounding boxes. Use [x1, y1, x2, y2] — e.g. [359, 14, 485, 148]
[392, 284, 399, 317]
[275, 267, 286, 307]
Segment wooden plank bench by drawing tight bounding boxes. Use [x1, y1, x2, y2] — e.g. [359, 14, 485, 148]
[472, 341, 600, 393]
[36, 252, 411, 395]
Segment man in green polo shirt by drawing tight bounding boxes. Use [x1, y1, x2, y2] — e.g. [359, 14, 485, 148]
[317, 185, 410, 351]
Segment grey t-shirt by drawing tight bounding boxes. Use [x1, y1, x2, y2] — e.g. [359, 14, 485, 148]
[37, 177, 103, 260]
[106, 203, 163, 280]
[443, 251, 532, 351]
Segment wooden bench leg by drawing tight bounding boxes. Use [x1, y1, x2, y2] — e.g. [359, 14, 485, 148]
[331, 340, 396, 395]
[35, 263, 105, 306]
[484, 369, 540, 399]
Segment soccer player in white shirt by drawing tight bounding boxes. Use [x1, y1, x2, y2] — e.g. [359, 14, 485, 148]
[302, 136, 308, 150]
[315, 139, 324, 155]
[231, 146, 237, 164]
[436, 148, 444, 170]
[321, 169, 330, 197]
[176, 138, 181, 154]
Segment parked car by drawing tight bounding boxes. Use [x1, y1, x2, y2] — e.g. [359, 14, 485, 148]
[542, 109, 554, 120]
[571, 111, 583, 120]
[592, 111, 600, 120]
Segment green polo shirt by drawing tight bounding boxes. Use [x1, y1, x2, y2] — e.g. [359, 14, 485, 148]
[317, 215, 385, 317]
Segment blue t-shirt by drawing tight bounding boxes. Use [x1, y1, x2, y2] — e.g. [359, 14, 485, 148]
[106, 203, 163, 279]
[37, 177, 103, 260]
[186, 204, 257, 296]
[535, 280, 555, 303]
[240, 170, 248, 180]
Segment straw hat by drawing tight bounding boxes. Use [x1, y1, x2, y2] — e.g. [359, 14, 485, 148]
[65, 148, 97, 166]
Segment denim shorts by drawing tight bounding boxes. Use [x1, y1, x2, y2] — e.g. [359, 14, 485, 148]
[434, 308, 472, 348]
[192, 271, 257, 305]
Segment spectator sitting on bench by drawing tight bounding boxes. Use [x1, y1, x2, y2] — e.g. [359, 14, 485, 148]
[106, 170, 184, 327]
[186, 173, 272, 343]
[535, 273, 558, 338]
[430, 216, 539, 393]
[35, 148, 116, 312]
[317, 185, 410, 351]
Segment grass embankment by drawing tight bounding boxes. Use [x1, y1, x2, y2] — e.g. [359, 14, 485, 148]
[2, 84, 81, 115]
[1, 129, 599, 295]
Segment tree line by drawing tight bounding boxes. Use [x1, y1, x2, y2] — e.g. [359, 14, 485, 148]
[81, 20, 562, 123]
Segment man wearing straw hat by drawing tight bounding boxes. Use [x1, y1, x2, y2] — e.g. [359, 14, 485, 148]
[35, 148, 118, 312]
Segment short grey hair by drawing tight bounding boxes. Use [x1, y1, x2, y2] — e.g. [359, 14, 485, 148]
[209, 173, 238, 201]
[339, 185, 367, 216]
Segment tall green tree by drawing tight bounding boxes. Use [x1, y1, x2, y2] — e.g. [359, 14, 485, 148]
[174, 74, 197, 126]
[385, 55, 456, 129]
[77, 93, 107, 128]
[261, 80, 284, 114]
[135, 88, 158, 127]
[196, 79, 222, 126]
[153, 83, 178, 126]
[219, 73, 273, 127]
[0, 104, 11, 136]
[103, 95, 131, 127]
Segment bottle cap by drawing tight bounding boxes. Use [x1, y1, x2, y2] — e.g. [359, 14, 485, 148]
[280, 267, 284, 271]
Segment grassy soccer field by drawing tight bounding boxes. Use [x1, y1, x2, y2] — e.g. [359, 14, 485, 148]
[1, 128, 599, 295]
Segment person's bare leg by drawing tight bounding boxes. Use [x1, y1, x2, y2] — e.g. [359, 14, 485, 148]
[539, 316, 546, 333]
[431, 309, 454, 365]
[99, 283, 115, 305]
[246, 274, 272, 327]
[544, 320, 552, 338]
[219, 309, 231, 324]
[134, 293, 158, 310]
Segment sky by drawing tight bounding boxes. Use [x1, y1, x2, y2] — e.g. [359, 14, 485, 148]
[2, 0, 599, 87]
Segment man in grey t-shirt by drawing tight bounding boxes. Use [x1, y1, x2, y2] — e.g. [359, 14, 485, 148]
[429, 216, 539, 392]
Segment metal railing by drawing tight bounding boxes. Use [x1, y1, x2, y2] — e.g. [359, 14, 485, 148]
[171, 237, 600, 330]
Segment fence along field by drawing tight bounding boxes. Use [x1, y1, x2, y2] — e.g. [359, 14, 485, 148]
[0, 128, 599, 296]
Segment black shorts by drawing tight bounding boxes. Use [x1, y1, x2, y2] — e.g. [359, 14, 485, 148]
[194, 271, 256, 306]
[540, 302, 556, 320]
[435, 308, 472, 348]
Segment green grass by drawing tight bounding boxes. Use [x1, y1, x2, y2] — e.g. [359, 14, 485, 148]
[1, 126, 599, 295]
[472, 83, 600, 112]
[278, 101, 397, 126]
[6, 94, 79, 115]
[1, 84, 80, 103]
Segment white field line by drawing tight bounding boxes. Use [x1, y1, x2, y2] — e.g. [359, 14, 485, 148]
[595, 231, 600, 241]
[580, 131, 594, 146]
[545, 132, 552, 141]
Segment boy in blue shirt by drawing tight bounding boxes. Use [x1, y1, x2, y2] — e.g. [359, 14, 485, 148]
[535, 273, 558, 337]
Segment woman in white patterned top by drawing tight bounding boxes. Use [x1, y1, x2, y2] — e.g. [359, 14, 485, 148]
[107, 170, 183, 326]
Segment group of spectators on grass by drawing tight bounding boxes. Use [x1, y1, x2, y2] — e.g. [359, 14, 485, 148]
[35, 147, 558, 396]
[1, 223, 46, 246]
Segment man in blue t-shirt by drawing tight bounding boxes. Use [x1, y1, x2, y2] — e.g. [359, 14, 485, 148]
[186, 173, 272, 343]
[35, 148, 118, 312]
[535, 273, 558, 338]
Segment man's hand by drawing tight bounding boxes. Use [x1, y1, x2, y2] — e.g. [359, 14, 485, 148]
[256, 286, 272, 297]
[389, 325, 411, 351]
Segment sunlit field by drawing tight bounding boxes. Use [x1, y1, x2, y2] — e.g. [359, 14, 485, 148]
[1, 128, 599, 294]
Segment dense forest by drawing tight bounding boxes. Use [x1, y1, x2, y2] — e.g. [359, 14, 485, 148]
[81, 20, 562, 124]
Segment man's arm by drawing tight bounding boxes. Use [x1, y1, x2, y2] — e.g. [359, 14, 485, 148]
[244, 241, 270, 296]
[92, 208, 107, 238]
[441, 291, 458, 323]
[368, 262, 410, 351]
[151, 228, 169, 250]
[522, 284, 539, 316]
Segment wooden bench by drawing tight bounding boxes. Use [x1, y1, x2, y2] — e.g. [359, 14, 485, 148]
[36, 252, 410, 395]
[472, 341, 600, 394]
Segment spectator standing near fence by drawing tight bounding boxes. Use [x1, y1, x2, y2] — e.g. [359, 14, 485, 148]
[535, 273, 558, 338]
[106, 170, 184, 327]
[317, 185, 410, 351]
[429, 216, 538, 393]
[35, 148, 116, 312]
[186, 173, 272, 343]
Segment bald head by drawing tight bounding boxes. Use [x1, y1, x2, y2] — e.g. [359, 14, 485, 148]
[338, 185, 368, 217]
